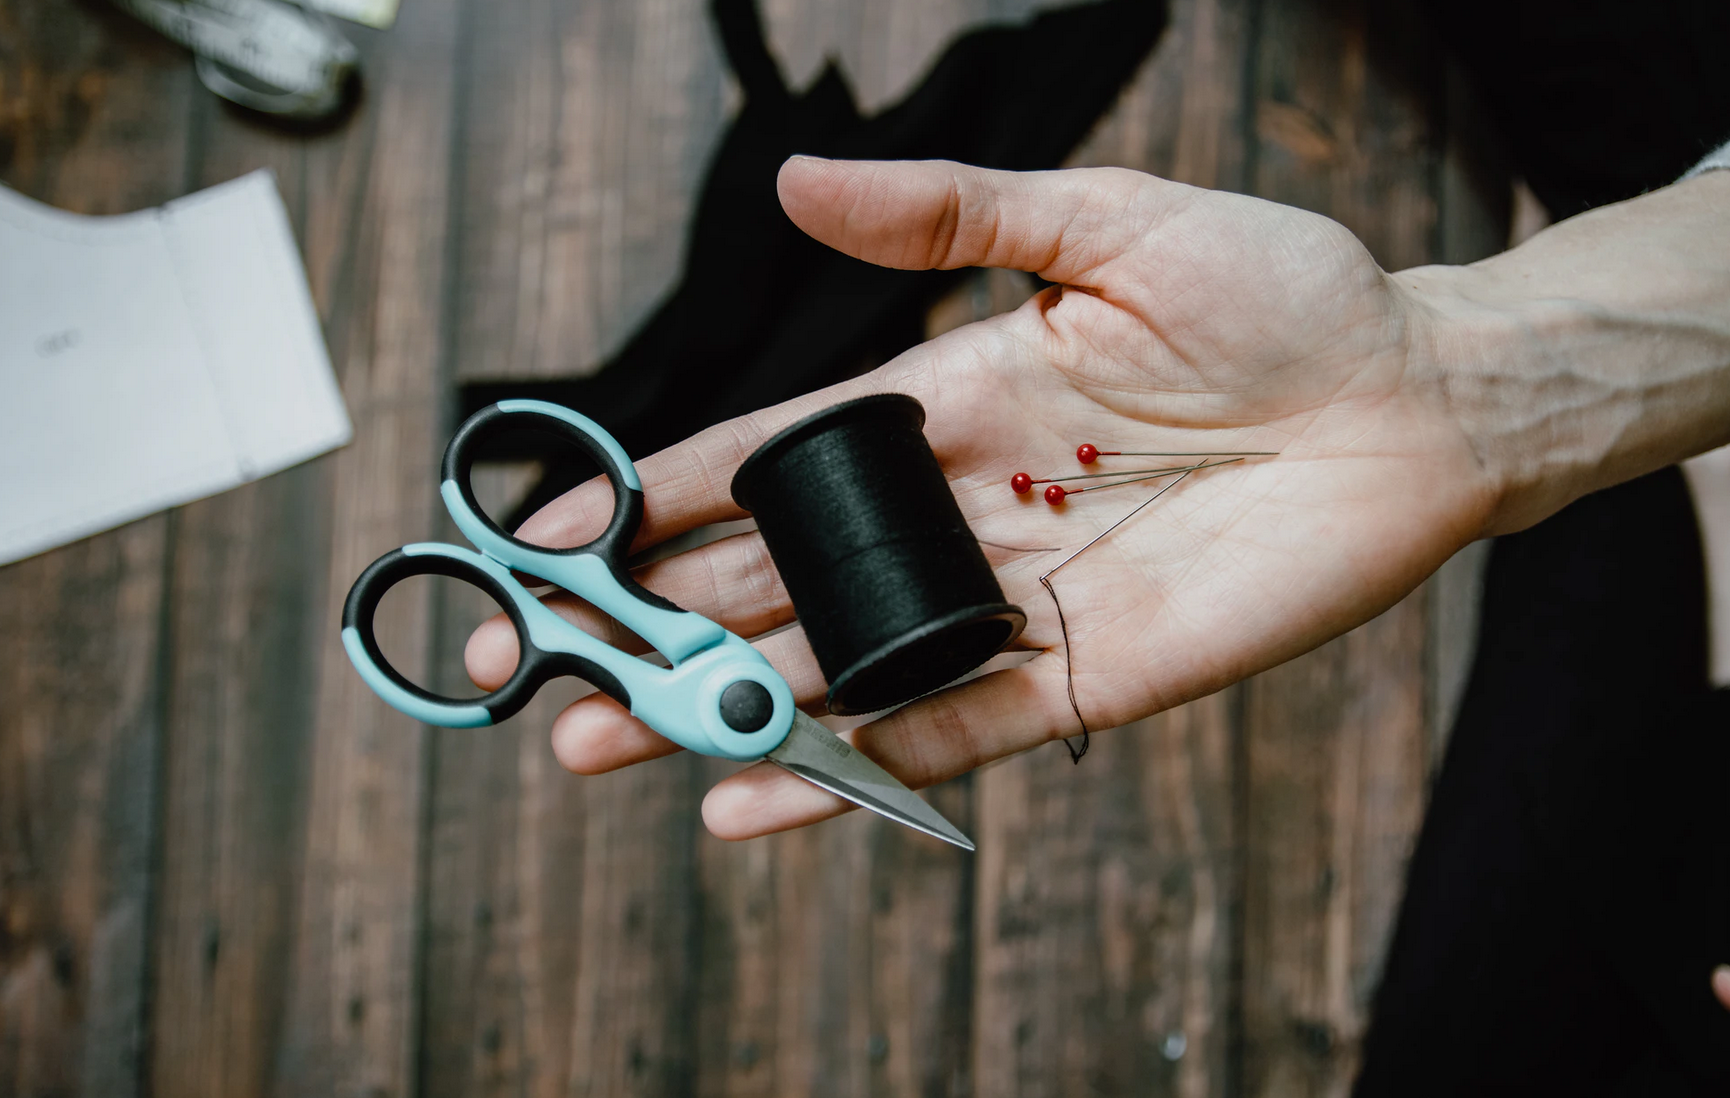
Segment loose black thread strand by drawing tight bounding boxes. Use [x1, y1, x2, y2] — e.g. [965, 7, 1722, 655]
[1040, 571, 1089, 763]
[1038, 462, 1219, 763]
[977, 539, 1063, 553]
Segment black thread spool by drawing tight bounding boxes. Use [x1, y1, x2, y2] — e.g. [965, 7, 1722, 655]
[731, 394, 1025, 715]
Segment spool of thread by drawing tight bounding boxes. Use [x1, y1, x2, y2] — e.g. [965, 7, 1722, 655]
[731, 394, 1026, 715]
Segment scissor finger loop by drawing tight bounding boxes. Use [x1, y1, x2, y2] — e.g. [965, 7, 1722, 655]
[441, 401, 723, 663]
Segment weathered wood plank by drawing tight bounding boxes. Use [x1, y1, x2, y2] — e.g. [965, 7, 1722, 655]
[1239, 2, 1447, 1092]
[973, 696, 1239, 1098]
[0, 5, 190, 1096]
[147, 462, 330, 1098]
[685, 7, 1017, 1095]
[423, 581, 702, 1098]
[760, 0, 1058, 114]
[142, 81, 344, 1098]
[1068, 0, 1253, 191]
[422, 4, 1051, 1096]
[421, 2, 725, 1095]
[690, 770, 977, 1098]
[451, 0, 733, 382]
[967, 2, 1255, 1095]
[265, 3, 467, 1095]
[1240, 612, 1431, 1098]
[1, 2, 1516, 1095]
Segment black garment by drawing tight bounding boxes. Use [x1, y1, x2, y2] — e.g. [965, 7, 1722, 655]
[1355, 470, 1730, 1096]
[1422, 0, 1730, 218]
[461, 0, 1166, 528]
[1357, 1, 1730, 1089]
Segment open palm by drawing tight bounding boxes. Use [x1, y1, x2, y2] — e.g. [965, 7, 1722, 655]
[465, 157, 1497, 840]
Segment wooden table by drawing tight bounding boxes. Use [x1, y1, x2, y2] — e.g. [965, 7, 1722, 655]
[0, 1, 1505, 1094]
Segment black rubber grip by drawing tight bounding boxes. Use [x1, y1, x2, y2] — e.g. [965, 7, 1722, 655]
[342, 547, 631, 723]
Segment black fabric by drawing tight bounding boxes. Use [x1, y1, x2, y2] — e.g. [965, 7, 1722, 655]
[1420, 0, 1730, 218]
[1355, 470, 1730, 1096]
[459, 0, 1167, 529]
[1358, 5, 1730, 1091]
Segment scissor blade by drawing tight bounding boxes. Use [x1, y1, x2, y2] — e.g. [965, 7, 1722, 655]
[767, 713, 975, 851]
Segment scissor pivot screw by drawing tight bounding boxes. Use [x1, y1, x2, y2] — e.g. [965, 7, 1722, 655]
[719, 680, 774, 733]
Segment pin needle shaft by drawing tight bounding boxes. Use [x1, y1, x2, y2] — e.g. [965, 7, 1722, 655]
[1036, 462, 1213, 485]
[1040, 458, 1235, 581]
[1068, 458, 1241, 493]
[1101, 450, 1278, 457]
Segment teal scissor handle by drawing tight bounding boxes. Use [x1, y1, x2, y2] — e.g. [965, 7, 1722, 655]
[340, 401, 794, 761]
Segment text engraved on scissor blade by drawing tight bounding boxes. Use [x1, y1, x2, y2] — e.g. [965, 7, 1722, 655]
[812, 732, 850, 760]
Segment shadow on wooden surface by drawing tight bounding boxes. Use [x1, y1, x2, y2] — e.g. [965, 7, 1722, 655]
[0, 0, 1506, 1095]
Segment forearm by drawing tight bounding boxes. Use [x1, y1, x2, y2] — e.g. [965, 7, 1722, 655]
[1405, 169, 1730, 534]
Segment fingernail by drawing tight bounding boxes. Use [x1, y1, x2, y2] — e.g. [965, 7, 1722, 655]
[1713, 965, 1730, 1008]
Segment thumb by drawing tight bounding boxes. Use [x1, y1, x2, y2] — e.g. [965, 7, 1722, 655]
[776, 157, 1171, 284]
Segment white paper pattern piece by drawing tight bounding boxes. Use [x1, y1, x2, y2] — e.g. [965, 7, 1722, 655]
[0, 170, 351, 565]
[302, 0, 398, 29]
[1683, 445, 1730, 687]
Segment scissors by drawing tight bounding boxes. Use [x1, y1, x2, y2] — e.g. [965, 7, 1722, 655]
[340, 400, 974, 851]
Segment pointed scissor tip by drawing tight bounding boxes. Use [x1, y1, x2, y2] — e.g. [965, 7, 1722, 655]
[768, 713, 976, 852]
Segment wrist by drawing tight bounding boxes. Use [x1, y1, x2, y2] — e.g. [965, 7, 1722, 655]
[1400, 263, 1609, 534]
[1399, 175, 1730, 535]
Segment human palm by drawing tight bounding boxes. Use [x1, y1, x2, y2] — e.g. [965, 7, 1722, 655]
[466, 158, 1496, 840]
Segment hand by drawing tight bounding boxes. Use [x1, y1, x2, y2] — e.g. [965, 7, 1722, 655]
[1716, 966, 1730, 1012]
[465, 157, 1502, 840]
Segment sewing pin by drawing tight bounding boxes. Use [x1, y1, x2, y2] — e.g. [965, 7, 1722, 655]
[1076, 443, 1279, 464]
[1042, 458, 1243, 504]
[1011, 462, 1215, 496]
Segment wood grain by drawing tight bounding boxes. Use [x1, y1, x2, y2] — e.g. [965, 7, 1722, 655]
[973, 698, 1240, 1098]
[761, 0, 1055, 114]
[0, 5, 190, 1096]
[688, 769, 976, 1098]
[421, 2, 724, 1095]
[143, 0, 464, 1083]
[965, 4, 1255, 1095]
[1241, 5, 1444, 1091]
[1240, 611, 1431, 1098]
[268, 2, 467, 1094]
[0, 524, 171, 1098]
[145, 74, 320, 1098]
[689, 8, 1017, 1097]
[0, 1, 1515, 1095]
[451, 0, 733, 383]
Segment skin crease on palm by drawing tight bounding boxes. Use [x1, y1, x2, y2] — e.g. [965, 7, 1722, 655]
[461, 156, 1730, 843]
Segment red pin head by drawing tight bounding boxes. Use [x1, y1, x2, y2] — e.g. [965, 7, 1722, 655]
[1076, 443, 1099, 465]
[1044, 484, 1067, 505]
[1010, 472, 1034, 494]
